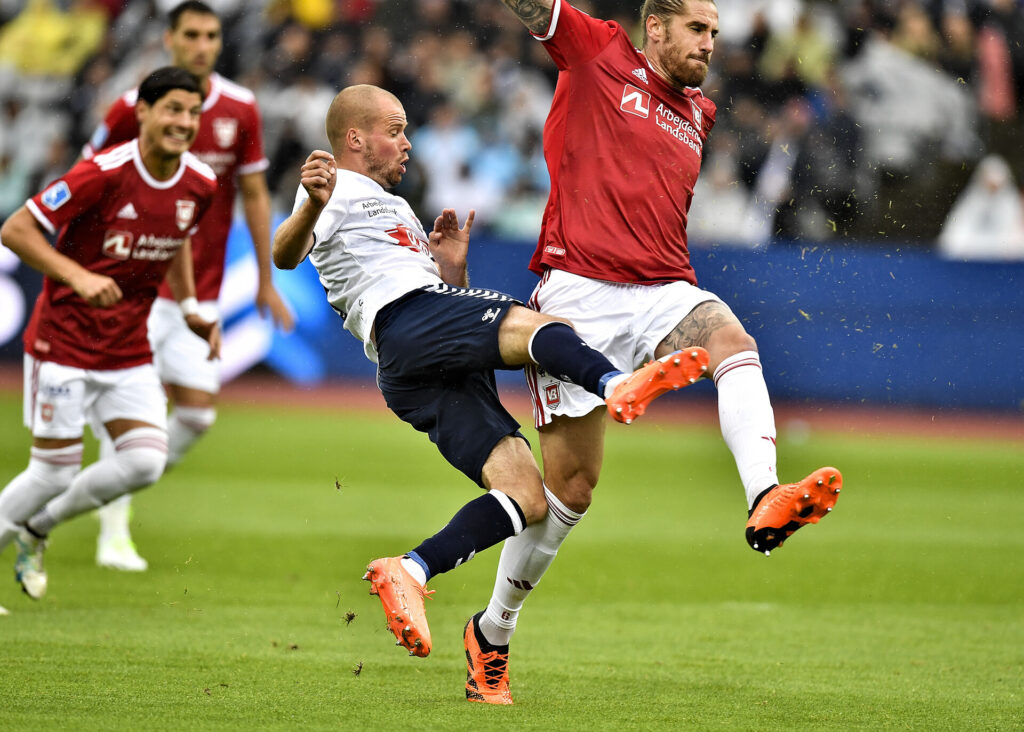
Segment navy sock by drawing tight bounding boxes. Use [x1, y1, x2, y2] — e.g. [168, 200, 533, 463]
[410, 491, 526, 580]
[529, 322, 622, 397]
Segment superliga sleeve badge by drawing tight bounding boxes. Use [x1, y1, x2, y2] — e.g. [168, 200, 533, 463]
[41, 182, 71, 211]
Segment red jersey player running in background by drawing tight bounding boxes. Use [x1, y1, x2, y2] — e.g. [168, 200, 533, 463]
[0, 67, 218, 615]
[82, 1, 293, 571]
[455, 0, 843, 704]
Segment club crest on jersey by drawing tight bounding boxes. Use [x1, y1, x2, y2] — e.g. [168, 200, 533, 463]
[690, 99, 703, 127]
[102, 230, 134, 260]
[40, 403, 54, 423]
[41, 181, 71, 211]
[544, 383, 561, 409]
[620, 84, 650, 118]
[212, 117, 238, 148]
[175, 200, 196, 231]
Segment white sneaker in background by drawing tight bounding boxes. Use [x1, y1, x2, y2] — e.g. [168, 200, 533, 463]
[96, 535, 149, 572]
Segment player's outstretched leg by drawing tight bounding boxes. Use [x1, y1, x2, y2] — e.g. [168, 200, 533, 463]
[745, 467, 843, 555]
[606, 348, 710, 424]
[464, 611, 512, 705]
[363, 556, 435, 657]
[14, 526, 47, 599]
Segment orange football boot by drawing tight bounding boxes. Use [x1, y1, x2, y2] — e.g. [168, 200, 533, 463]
[363, 556, 434, 657]
[606, 348, 710, 424]
[464, 613, 512, 705]
[745, 467, 843, 555]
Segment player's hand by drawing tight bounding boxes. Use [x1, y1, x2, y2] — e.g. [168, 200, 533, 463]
[185, 314, 221, 360]
[300, 151, 336, 209]
[429, 209, 473, 287]
[256, 282, 295, 332]
[428, 208, 474, 261]
[70, 270, 122, 307]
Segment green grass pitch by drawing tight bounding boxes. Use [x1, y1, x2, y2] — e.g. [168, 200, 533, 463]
[0, 390, 1021, 730]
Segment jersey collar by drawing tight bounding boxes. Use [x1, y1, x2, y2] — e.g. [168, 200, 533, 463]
[131, 139, 188, 189]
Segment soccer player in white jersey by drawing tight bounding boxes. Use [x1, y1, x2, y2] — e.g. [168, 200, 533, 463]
[0, 68, 219, 615]
[456, 0, 843, 702]
[272, 84, 707, 701]
[82, 0, 293, 572]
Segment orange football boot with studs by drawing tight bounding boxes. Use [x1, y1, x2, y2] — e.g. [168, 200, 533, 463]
[363, 556, 434, 657]
[464, 613, 512, 705]
[606, 348, 710, 424]
[745, 467, 843, 555]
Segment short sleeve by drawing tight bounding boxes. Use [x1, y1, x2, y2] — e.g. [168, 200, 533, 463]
[536, 0, 619, 70]
[26, 161, 107, 235]
[237, 100, 270, 175]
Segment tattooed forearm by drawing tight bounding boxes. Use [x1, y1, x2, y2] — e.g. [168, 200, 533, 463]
[660, 300, 739, 351]
[499, 0, 554, 35]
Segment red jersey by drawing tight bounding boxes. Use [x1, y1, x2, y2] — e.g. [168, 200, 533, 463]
[530, 0, 716, 285]
[83, 72, 268, 300]
[24, 140, 216, 370]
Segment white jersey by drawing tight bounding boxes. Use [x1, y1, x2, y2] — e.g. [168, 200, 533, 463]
[294, 169, 443, 361]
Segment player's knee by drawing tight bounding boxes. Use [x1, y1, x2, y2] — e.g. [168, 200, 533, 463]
[27, 445, 84, 491]
[560, 480, 595, 513]
[707, 324, 758, 361]
[172, 406, 217, 435]
[546, 470, 597, 513]
[119, 448, 167, 487]
[113, 428, 169, 488]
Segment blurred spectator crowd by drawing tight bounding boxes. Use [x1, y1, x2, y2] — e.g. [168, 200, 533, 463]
[1, 0, 1024, 257]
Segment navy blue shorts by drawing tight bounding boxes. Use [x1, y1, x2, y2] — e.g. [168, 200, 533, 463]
[374, 284, 528, 487]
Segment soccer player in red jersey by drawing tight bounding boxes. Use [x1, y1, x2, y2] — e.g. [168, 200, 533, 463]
[457, 0, 843, 701]
[82, 1, 293, 571]
[0, 67, 219, 611]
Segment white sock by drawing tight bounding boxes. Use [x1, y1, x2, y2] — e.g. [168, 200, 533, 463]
[96, 433, 133, 541]
[602, 372, 630, 399]
[30, 428, 167, 535]
[400, 556, 427, 587]
[0, 445, 82, 551]
[714, 351, 778, 508]
[479, 485, 584, 646]
[97, 493, 134, 542]
[167, 406, 216, 467]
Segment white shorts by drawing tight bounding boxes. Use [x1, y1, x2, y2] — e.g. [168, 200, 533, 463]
[148, 297, 221, 394]
[525, 269, 723, 427]
[22, 354, 167, 439]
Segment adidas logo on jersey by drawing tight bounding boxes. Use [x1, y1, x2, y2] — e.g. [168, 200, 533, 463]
[632, 67, 648, 84]
[116, 202, 139, 220]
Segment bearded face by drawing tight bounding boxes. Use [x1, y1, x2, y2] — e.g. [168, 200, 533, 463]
[647, 2, 718, 89]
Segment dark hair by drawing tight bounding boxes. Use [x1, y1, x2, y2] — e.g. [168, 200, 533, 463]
[168, 0, 217, 30]
[137, 66, 204, 106]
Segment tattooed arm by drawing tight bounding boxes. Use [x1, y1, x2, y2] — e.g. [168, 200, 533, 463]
[499, 0, 554, 35]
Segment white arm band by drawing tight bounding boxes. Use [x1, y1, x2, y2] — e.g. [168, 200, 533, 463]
[179, 297, 200, 317]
